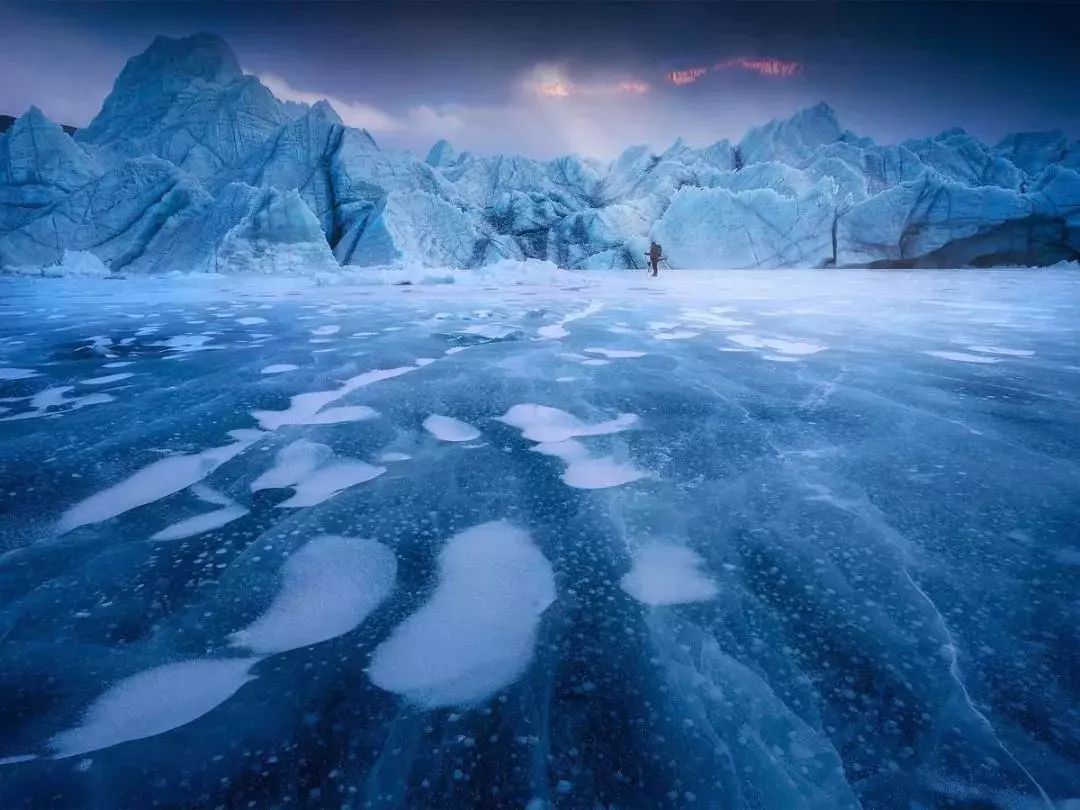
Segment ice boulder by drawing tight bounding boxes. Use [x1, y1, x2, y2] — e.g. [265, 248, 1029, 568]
[0, 157, 209, 270]
[132, 183, 339, 274]
[652, 180, 838, 269]
[213, 187, 339, 274]
[348, 191, 478, 268]
[0, 107, 101, 231]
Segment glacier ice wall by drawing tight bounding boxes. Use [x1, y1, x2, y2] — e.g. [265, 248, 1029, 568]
[1, 33, 1078, 273]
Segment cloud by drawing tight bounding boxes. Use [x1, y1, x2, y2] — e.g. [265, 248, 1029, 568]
[715, 57, 803, 78]
[404, 105, 466, 135]
[523, 63, 650, 99]
[247, 61, 799, 161]
[666, 67, 709, 86]
[665, 57, 803, 86]
[256, 71, 403, 133]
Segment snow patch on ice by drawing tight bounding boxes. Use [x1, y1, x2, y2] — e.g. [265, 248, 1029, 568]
[966, 345, 1034, 357]
[251, 439, 385, 508]
[229, 535, 397, 655]
[260, 364, 298, 375]
[156, 334, 218, 354]
[727, 333, 827, 356]
[150, 505, 248, 541]
[58, 429, 263, 533]
[50, 658, 261, 758]
[652, 329, 700, 341]
[497, 404, 638, 443]
[368, 520, 555, 708]
[538, 301, 603, 339]
[620, 544, 718, 606]
[923, 350, 1000, 364]
[0, 368, 38, 381]
[252, 365, 417, 430]
[251, 439, 330, 491]
[278, 462, 385, 507]
[584, 348, 646, 359]
[423, 414, 481, 442]
[79, 372, 134, 386]
[533, 440, 646, 490]
[0, 387, 116, 421]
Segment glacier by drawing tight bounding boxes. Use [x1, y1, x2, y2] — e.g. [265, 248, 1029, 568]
[2, 32, 1079, 274]
[0, 269, 1077, 807]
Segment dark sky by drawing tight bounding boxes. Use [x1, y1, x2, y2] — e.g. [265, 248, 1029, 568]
[3, 1, 1078, 159]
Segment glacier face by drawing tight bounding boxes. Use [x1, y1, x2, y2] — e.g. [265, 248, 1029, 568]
[0, 32, 1078, 273]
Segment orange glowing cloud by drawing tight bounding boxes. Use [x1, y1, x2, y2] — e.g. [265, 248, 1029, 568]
[537, 81, 575, 98]
[715, 57, 803, 78]
[666, 66, 709, 86]
[529, 71, 650, 99]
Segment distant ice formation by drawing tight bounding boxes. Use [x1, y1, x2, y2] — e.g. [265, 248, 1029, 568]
[2, 33, 1077, 274]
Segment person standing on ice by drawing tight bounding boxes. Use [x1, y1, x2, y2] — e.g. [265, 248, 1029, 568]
[646, 241, 663, 277]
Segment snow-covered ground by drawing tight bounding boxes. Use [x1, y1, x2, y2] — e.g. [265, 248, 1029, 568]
[0, 269, 1077, 807]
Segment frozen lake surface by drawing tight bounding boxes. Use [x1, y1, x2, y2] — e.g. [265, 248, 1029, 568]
[0, 269, 1077, 808]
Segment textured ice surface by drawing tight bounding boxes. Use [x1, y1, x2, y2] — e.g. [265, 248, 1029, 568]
[368, 521, 555, 708]
[0, 270, 1077, 808]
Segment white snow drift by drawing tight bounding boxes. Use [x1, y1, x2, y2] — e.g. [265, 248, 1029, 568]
[368, 520, 555, 708]
[229, 535, 397, 655]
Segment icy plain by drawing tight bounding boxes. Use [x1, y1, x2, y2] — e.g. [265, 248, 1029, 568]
[0, 269, 1077, 808]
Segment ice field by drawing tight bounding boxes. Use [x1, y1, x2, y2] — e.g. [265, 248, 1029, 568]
[0, 269, 1077, 808]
